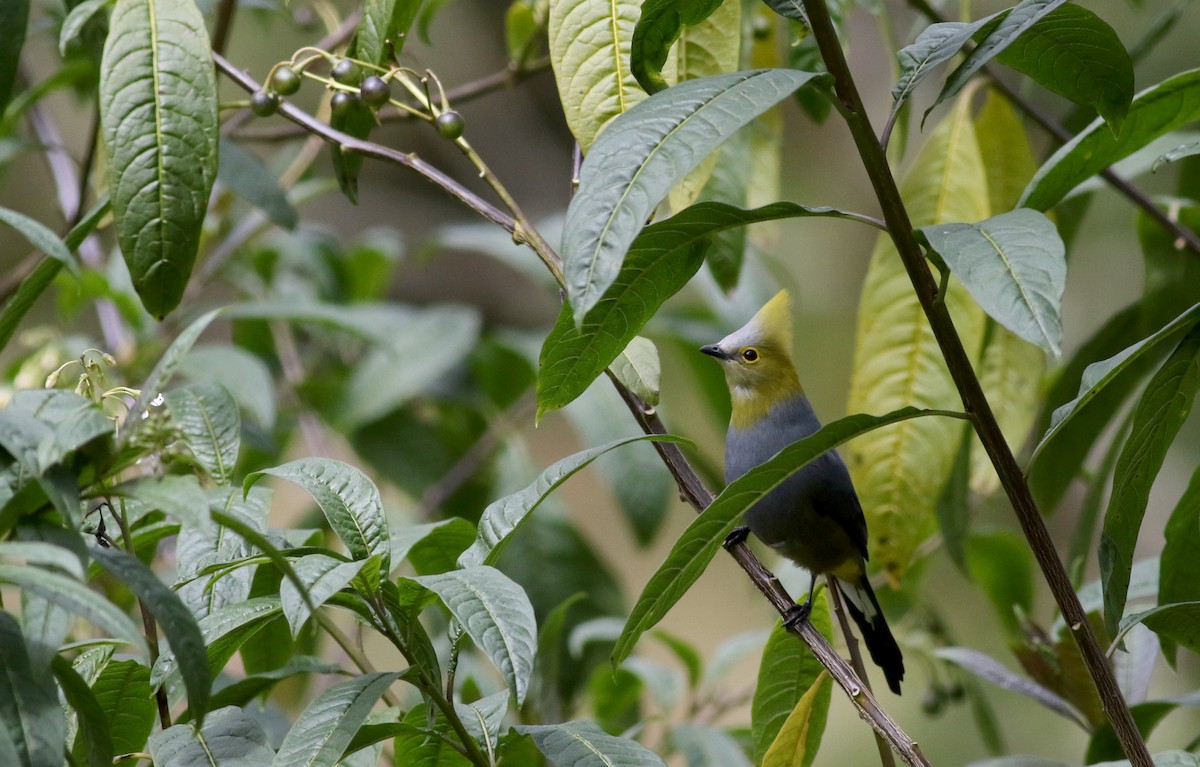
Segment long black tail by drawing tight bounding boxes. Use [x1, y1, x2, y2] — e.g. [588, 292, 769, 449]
[834, 576, 904, 695]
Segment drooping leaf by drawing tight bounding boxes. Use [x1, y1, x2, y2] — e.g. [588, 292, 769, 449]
[1159, 465, 1200, 662]
[246, 458, 390, 575]
[329, 99, 374, 204]
[58, 0, 107, 56]
[1115, 602, 1200, 660]
[0, 564, 144, 651]
[357, 0, 422, 64]
[993, 3, 1133, 133]
[1020, 68, 1200, 211]
[92, 546, 211, 726]
[934, 647, 1085, 726]
[518, 720, 667, 767]
[0, 206, 76, 271]
[630, 0, 724, 94]
[762, 671, 831, 767]
[53, 656, 113, 767]
[752, 596, 832, 766]
[149, 706, 274, 767]
[458, 436, 683, 568]
[538, 200, 872, 415]
[164, 383, 241, 485]
[99, 0, 218, 318]
[846, 95, 989, 580]
[891, 14, 1000, 109]
[410, 566, 537, 705]
[217, 139, 297, 230]
[611, 336, 661, 407]
[129, 308, 223, 426]
[563, 69, 827, 323]
[1100, 326, 1200, 637]
[0, 612, 64, 767]
[1153, 140, 1200, 170]
[918, 208, 1065, 356]
[272, 672, 400, 767]
[613, 407, 964, 667]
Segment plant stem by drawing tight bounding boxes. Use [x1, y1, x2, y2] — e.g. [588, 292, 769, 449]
[829, 584, 896, 767]
[800, 0, 1152, 764]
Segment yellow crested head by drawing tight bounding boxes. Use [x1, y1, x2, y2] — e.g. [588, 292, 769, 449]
[700, 289, 803, 427]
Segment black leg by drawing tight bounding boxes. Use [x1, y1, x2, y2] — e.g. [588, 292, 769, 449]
[783, 572, 819, 629]
[723, 525, 750, 548]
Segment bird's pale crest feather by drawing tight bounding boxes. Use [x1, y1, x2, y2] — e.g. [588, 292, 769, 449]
[717, 289, 794, 353]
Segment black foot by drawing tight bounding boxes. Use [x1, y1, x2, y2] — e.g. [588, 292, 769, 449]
[783, 600, 813, 630]
[723, 525, 751, 549]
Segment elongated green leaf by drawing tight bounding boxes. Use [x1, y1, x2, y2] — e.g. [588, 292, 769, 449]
[0, 612, 63, 767]
[1100, 326, 1200, 636]
[612, 336, 661, 406]
[613, 407, 965, 667]
[130, 308, 222, 424]
[1030, 300, 1200, 467]
[100, 0, 218, 318]
[1020, 68, 1200, 211]
[246, 458, 390, 574]
[564, 69, 826, 323]
[59, 0, 108, 56]
[459, 435, 684, 568]
[53, 656, 113, 767]
[412, 566, 537, 704]
[762, 671, 831, 767]
[1154, 140, 1200, 170]
[195, 657, 340, 719]
[357, 0, 421, 64]
[892, 14, 999, 107]
[1160, 466, 1200, 662]
[631, 0, 723, 94]
[919, 209, 1065, 355]
[995, 4, 1132, 132]
[847, 95, 989, 579]
[280, 554, 366, 637]
[671, 725, 751, 767]
[0, 206, 75, 271]
[87, 659, 155, 759]
[518, 720, 667, 767]
[150, 706, 274, 767]
[164, 383, 240, 485]
[539, 200, 869, 415]
[934, 647, 1085, 726]
[932, 0, 1069, 116]
[273, 672, 400, 767]
[180, 344, 276, 429]
[0, 564, 144, 650]
[389, 705, 471, 767]
[549, 0, 660, 152]
[0, 0, 27, 113]
[1115, 602, 1200, 659]
[455, 690, 508, 761]
[217, 139, 297, 230]
[151, 597, 281, 691]
[92, 547, 210, 725]
[752, 597, 832, 766]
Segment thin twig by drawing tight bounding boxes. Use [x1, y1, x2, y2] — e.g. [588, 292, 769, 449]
[829, 583, 896, 767]
[802, 0, 1153, 763]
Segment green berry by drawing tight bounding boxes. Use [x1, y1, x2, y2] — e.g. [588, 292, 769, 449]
[435, 111, 465, 140]
[271, 65, 302, 96]
[330, 90, 359, 118]
[331, 59, 362, 85]
[250, 90, 280, 117]
[360, 76, 391, 108]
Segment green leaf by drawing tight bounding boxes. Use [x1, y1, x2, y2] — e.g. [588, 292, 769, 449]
[53, 656, 113, 767]
[164, 383, 241, 485]
[966, 530, 1033, 636]
[455, 690, 509, 762]
[1159, 465, 1200, 662]
[671, 725, 751, 767]
[1153, 140, 1200, 170]
[613, 407, 964, 667]
[0, 0, 28, 114]
[847, 95, 989, 579]
[329, 99, 374, 205]
[548, 0, 657, 152]
[563, 69, 827, 323]
[86, 659, 155, 759]
[1115, 602, 1200, 659]
[273, 672, 400, 767]
[518, 720, 667, 767]
[280, 554, 366, 637]
[106, 474, 210, 529]
[193, 657, 341, 720]
[390, 706, 471, 766]
[1020, 68, 1200, 211]
[1030, 300, 1200, 475]
[538, 200, 868, 415]
[0, 612, 64, 767]
[0, 564, 144, 650]
[891, 14, 1000, 108]
[611, 336, 661, 407]
[217, 138, 297, 231]
[410, 566, 538, 705]
[246, 458, 390, 575]
[357, 0, 422, 64]
[931, 0, 1070, 119]
[99, 0, 218, 318]
[92, 546, 211, 726]
[58, 0, 108, 56]
[150, 706, 274, 767]
[934, 647, 1085, 726]
[752, 597, 833, 766]
[151, 597, 282, 691]
[918, 208, 1065, 356]
[0, 206, 76, 271]
[1085, 701, 1178, 765]
[180, 344, 277, 429]
[1100, 326, 1200, 636]
[630, 0, 724, 94]
[762, 671, 831, 767]
[458, 435, 684, 568]
[993, 4, 1133, 133]
[130, 308, 223, 424]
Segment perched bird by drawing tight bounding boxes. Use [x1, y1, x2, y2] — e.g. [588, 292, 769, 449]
[701, 289, 904, 694]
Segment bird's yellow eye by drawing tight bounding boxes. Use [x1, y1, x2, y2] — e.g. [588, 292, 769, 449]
[741, 348, 760, 363]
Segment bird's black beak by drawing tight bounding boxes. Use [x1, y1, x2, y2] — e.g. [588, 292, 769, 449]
[700, 344, 727, 360]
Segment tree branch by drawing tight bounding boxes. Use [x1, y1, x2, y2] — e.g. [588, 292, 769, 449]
[800, 1, 1153, 764]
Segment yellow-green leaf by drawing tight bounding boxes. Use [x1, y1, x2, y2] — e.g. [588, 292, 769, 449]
[846, 94, 989, 581]
[762, 671, 831, 767]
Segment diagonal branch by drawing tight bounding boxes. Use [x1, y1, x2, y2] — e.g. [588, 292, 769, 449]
[800, 0, 1153, 764]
